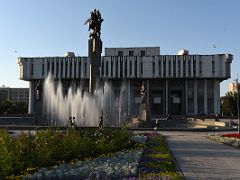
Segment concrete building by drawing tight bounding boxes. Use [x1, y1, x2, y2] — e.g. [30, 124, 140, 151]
[0, 87, 29, 104]
[18, 47, 233, 121]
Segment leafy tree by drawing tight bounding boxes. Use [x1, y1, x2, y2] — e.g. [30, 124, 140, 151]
[221, 92, 240, 116]
[0, 100, 28, 114]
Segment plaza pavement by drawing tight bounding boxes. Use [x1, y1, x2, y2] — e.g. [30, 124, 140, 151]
[160, 131, 240, 180]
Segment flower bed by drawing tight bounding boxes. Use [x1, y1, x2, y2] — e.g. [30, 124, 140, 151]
[0, 127, 141, 179]
[23, 149, 143, 179]
[137, 133, 183, 179]
[208, 133, 240, 148]
[222, 133, 240, 139]
[1, 128, 182, 179]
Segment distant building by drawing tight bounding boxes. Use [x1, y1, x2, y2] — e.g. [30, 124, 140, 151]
[0, 87, 29, 104]
[18, 47, 233, 123]
[228, 82, 240, 93]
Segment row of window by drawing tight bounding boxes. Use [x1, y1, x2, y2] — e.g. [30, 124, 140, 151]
[101, 58, 216, 78]
[31, 57, 217, 78]
[40, 60, 88, 78]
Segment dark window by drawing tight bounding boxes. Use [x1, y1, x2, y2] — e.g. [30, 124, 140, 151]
[74, 61, 76, 79]
[106, 61, 108, 76]
[124, 60, 127, 77]
[212, 60, 215, 74]
[116, 60, 118, 77]
[65, 61, 68, 77]
[101, 60, 104, 75]
[173, 60, 176, 77]
[130, 61, 132, 75]
[188, 60, 191, 76]
[178, 60, 181, 76]
[56, 62, 59, 77]
[129, 51, 134, 56]
[69, 61, 72, 78]
[193, 59, 196, 76]
[42, 63, 44, 76]
[152, 61, 155, 75]
[111, 60, 113, 76]
[158, 60, 161, 76]
[140, 62, 143, 74]
[120, 59, 123, 77]
[31, 64, 34, 75]
[118, 51, 123, 56]
[84, 63, 87, 77]
[79, 61, 81, 77]
[183, 60, 186, 76]
[163, 59, 166, 77]
[52, 61, 54, 74]
[199, 60, 202, 74]
[168, 61, 171, 76]
[61, 61, 63, 77]
[134, 59, 137, 77]
[140, 50, 145, 56]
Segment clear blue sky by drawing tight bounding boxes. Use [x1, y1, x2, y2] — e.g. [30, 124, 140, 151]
[0, 0, 239, 96]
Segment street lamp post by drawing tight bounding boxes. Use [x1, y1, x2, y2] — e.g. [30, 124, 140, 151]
[234, 76, 240, 133]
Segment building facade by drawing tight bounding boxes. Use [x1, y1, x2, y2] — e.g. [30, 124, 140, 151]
[0, 87, 29, 104]
[18, 47, 232, 122]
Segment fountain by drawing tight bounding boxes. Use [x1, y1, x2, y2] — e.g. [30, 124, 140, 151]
[41, 10, 129, 127]
[43, 74, 128, 127]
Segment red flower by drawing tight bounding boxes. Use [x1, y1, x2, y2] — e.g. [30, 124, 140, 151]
[222, 133, 240, 139]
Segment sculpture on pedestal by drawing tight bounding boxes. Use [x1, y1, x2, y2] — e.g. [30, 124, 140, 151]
[85, 9, 103, 94]
[138, 81, 151, 127]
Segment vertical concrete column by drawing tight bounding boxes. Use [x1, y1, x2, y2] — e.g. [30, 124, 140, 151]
[194, 79, 198, 114]
[166, 57, 169, 78]
[109, 81, 112, 116]
[176, 57, 178, 78]
[63, 59, 66, 79]
[185, 80, 188, 115]
[165, 79, 168, 115]
[54, 58, 56, 78]
[204, 80, 208, 114]
[180, 57, 183, 77]
[137, 57, 140, 77]
[127, 58, 130, 77]
[113, 58, 116, 78]
[28, 81, 35, 114]
[214, 79, 220, 114]
[76, 58, 79, 78]
[127, 80, 131, 116]
[191, 57, 194, 77]
[147, 80, 150, 106]
[196, 56, 199, 77]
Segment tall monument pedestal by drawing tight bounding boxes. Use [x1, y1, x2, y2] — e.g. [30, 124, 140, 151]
[88, 37, 102, 94]
[138, 103, 151, 127]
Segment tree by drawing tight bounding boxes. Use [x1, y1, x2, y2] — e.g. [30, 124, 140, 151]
[221, 92, 239, 116]
[0, 100, 28, 114]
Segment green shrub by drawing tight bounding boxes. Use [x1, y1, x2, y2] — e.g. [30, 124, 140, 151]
[1, 127, 140, 178]
[0, 129, 13, 178]
[34, 129, 63, 167]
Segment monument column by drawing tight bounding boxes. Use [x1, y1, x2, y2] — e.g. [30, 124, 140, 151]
[88, 37, 102, 93]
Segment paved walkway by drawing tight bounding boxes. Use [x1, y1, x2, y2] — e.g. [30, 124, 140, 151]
[160, 131, 240, 180]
